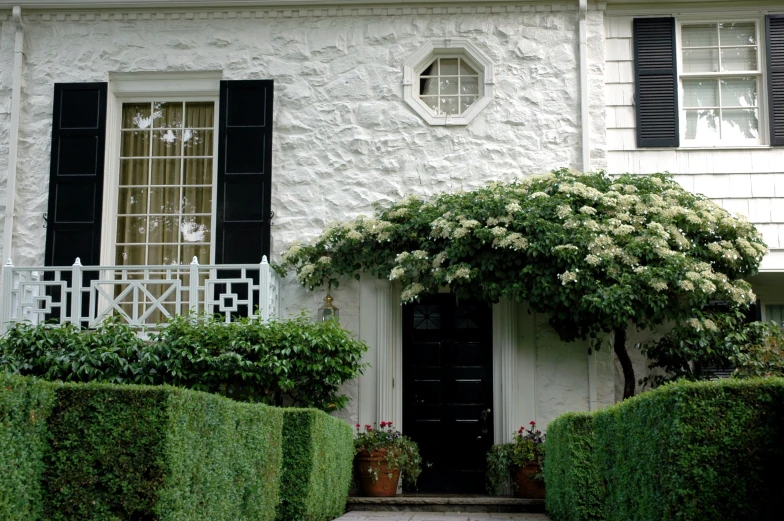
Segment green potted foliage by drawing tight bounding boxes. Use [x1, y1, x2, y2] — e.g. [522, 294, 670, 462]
[353, 422, 422, 497]
[487, 421, 546, 498]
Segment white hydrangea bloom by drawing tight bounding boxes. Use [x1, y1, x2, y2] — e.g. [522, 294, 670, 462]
[506, 202, 522, 213]
[401, 283, 425, 302]
[558, 271, 578, 285]
[389, 266, 405, 281]
[579, 205, 597, 215]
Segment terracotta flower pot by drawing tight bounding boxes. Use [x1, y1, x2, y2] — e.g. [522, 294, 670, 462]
[514, 462, 546, 499]
[356, 448, 401, 497]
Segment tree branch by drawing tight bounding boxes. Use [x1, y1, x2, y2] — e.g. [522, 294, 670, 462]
[614, 327, 636, 400]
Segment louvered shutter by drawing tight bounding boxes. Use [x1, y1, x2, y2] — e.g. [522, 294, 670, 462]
[215, 80, 273, 263]
[633, 18, 679, 147]
[44, 83, 108, 266]
[767, 15, 784, 146]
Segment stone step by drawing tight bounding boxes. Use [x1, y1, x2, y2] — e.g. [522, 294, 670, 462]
[346, 495, 546, 513]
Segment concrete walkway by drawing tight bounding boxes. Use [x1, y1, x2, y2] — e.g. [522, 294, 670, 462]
[335, 513, 551, 520]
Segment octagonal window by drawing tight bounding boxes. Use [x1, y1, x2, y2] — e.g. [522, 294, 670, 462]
[404, 39, 495, 126]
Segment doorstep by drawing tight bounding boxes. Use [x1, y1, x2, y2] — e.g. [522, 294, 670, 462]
[346, 495, 546, 513]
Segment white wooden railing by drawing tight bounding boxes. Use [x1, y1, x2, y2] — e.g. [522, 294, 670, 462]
[0, 256, 280, 334]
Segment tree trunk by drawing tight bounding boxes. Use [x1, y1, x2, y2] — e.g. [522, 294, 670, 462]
[614, 327, 636, 400]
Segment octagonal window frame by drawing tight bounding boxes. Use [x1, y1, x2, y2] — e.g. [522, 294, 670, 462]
[403, 39, 495, 126]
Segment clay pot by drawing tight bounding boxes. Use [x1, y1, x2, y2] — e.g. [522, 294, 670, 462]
[514, 462, 546, 499]
[355, 448, 401, 497]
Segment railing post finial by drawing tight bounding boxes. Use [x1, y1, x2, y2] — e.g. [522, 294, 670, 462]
[4, 258, 12, 267]
[73, 257, 82, 266]
[261, 255, 268, 265]
[190, 256, 199, 265]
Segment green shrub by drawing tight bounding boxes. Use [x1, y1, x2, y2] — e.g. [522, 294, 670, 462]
[544, 412, 603, 521]
[594, 378, 784, 521]
[276, 409, 353, 521]
[0, 374, 55, 521]
[0, 314, 367, 411]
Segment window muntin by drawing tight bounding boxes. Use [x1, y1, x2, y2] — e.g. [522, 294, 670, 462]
[417, 56, 480, 116]
[679, 21, 763, 145]
[116, 101, 215, 266]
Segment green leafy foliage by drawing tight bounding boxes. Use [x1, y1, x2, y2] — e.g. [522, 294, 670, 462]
[546, 378, 784, 521]
[0, 314, 367, 411]
[642, 311, 784, 387]
[353, 422, 422, 487]
[544, 412, 603, 521]
[276, 409, 353, 521]
[486, 421, 545, 495]
[0, 374, 55, 521]
[279, 170, 765, 346]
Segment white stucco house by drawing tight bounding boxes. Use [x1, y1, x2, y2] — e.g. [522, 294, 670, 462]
[0, 0, 782, 492]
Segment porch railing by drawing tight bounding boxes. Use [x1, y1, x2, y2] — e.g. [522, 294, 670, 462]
[0, 256, 280, 334]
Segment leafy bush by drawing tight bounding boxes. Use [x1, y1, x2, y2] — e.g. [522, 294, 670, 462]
[544, 412, 603, 521]
[593, 378, 784, 521]
[0, 314, 367, 411]
[276, 409, 353, 521]
[642, 310, 784, 387]
[0, 374, 55, 521]
[353, 421, 422, 487]
[486, 421, 546, 495]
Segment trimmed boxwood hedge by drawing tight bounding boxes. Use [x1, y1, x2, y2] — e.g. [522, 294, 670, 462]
[276, 409, 354, 521]
[544, 412, 603, 521]
[545, 378, 784, 521]
[0, 374, 56, 521]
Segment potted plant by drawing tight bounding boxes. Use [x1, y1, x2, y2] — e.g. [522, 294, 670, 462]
[486, 421, 546, 498]
[353, 421, 422, 496]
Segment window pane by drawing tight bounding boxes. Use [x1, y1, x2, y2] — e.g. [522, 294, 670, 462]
[721, 47, 757, 71]
[719, 22, 756, 46]
[461, 96, 478, 113]
[117, 187, 148, 215]
[182, 186, 212, 214]
[683, 109, 719, 140]
[683, 49, 719, 72]
[461, 77, 479, 95]
[459, 59, 477, 75]
[683, 79, 718, 107]
[116, 245, 146, 265]
[421, 96, 439, 112]
[152, 130, 182, 156]
[122, 103, 152, 129]
[149, 187, 181, 214]
[440, 78, 458, 95]
[180, 215, 211, 243]
[121, 131, 150, 157]
[116, 216, 147, 243]
[185, 102, 215, 128]
[184, 159, 213, 185]
[420, 78, 438, 96]
[421, 60, 437, 76]
[119, 159, 149, 186]
[720, 78, 757, 107]
[148, 244, 179, 265]
[682, 24, 718, 47]
[182, 244, 210, 265]
[440, 58, 458, 75]
[766, 304, 784, 325]
[153, 102, 183, 128]
[721, 109, 759, 141]
[148, 216, 180, 243]
[441, 96, 459, 115]
[184, 130, 213, 156]
[150, 159, 181, 186]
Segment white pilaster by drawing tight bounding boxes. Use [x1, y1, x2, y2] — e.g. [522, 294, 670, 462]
[493, 298, 517, 443]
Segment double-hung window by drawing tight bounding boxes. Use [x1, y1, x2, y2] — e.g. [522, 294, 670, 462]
[679, 21, 762, 145]
[633, 15, 784, 148]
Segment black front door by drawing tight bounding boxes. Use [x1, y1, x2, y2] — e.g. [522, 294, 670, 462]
[403, 294, 493, 493]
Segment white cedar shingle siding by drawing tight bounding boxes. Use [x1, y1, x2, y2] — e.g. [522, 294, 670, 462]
[605, 16, 784, 250]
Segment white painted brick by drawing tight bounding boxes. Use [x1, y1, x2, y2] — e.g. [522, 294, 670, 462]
[748, 198, 772, 224]
[605, 83, 634, 106]
[719, 198, 750, 218]
[751, 174, 776, 198]
[727, 174, 753, 198]
[605, 38, 632, 61]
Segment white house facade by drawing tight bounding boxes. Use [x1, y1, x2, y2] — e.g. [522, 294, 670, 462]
[0, 0, 782, 493]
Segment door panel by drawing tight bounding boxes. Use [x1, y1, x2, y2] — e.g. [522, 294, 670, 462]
[403, 294, 493, 493]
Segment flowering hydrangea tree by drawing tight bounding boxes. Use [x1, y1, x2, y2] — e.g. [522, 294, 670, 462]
[278, 169, 767, 398]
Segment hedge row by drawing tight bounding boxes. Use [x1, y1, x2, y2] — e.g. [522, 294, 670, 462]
[0, 374, 354, 521]
[544, 378, 784, 521]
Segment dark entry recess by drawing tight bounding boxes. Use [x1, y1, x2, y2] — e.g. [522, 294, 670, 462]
[403, 294, 493, 493]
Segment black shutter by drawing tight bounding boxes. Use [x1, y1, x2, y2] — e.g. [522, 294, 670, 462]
[634, 18, 679, 147]
[216, 80, 273, 264]
[767, 15, 784, 146]
[44, 83, 108, 266]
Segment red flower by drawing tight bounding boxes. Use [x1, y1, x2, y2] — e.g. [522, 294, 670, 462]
[368, 426, 373, 431]
[387, 421, 393, 425]
[356, 423, 360, 428]
[529, 420, 536, 425]
[380, 421, 387, 427]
